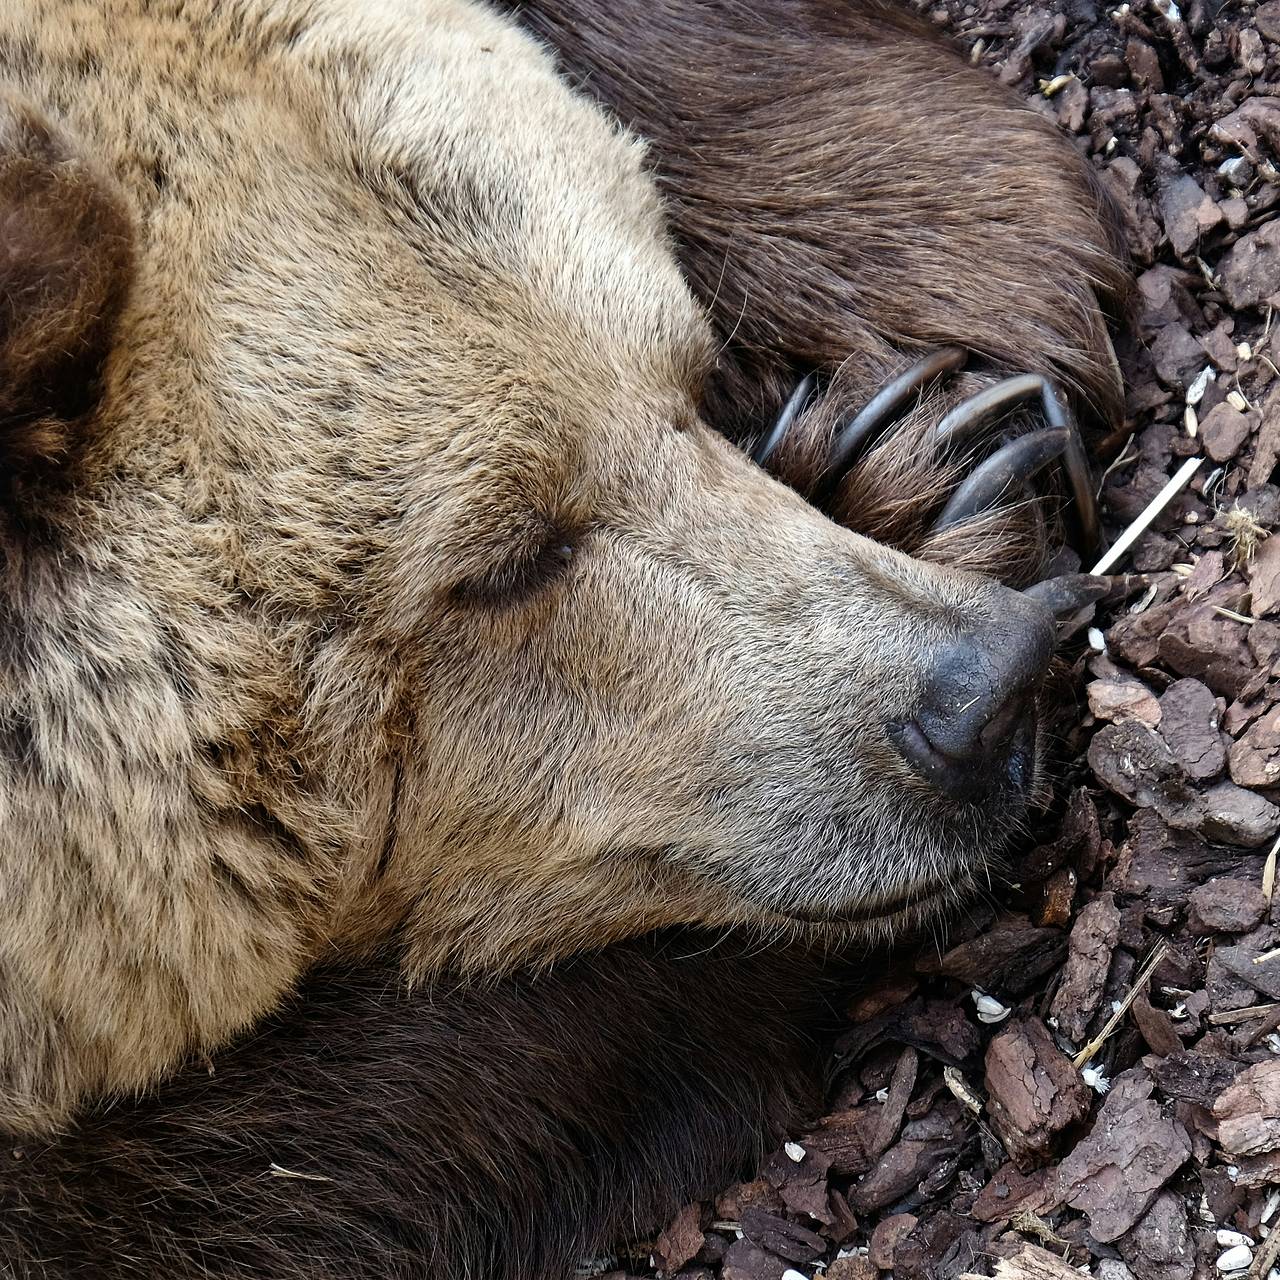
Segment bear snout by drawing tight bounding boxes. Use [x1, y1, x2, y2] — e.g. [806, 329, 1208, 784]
[887, 586, 1054, 804]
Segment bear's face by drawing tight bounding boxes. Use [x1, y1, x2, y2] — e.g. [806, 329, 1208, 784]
[0, 0, 1053, 1130]
[389, 403, 1041, 973]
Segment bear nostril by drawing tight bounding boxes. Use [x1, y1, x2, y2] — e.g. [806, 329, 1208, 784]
[889, 590, 1054, 801]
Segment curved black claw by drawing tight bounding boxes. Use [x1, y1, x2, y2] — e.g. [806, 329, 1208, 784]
[934, 427, 1069, 532]
[929, 374, 1100, 556]
[1023, 573, 1110, 619]
[812, 346, 967, 504]
[932, 373, 1046, 452]
[753, 371, 821, 467]
[756, 348, 1103, 561]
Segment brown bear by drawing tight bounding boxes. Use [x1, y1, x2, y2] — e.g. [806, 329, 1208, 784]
[0, 0, 1129, 1275]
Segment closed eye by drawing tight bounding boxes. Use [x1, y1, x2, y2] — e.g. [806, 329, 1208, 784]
[452, 534, 578, 607]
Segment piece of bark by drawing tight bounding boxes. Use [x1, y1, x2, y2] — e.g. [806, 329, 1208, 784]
[1089, 719, 1184, 807]
[893, 1213, 974, 1280]
[869, 1214, 918, 1270]
[1194, 780, 1280, 848]
[959, 1244, 1083, 1280]
[893, 1000, 984, 1065]
[761, 1144, 833, 1225]
[1211, 97, 1280, 154]
[1229, 704, 1280, 789]
[846, 1112, 966, 1214]
[923, 915, 1068, 995]
[654, 1203, 705, 1276]
[1116, 1190, 1194, 1280]
[1187, 878, 1268, 934]
[824, 1257, 878, 1280]
[1250, 531, 1280, 618]
[1050, 892, 1121, 1042]
[1200, 402, 1253, 464]
[1033, 867, 1077, 929]
[1157, 679, 1227, 780]
[1055, 1069, 1192, 1242]
[1211, 929, 1280, 1000]
[971, 1163, 1057, 1224]
[984, 1017, 1091, 1169]
[1155, 591, 1257, 700]
[1217, 220, 1280, 311]
[1157, 168, 1222, 258]
[721, 1240, 789, 1280]
[1181, 549, 1227, 601]
[869, 1047, 918, 1160]
[1131, 994, 1183, 1058]
[738, 1209, 825, 1267]
[846, 972, 919, 1022]
[1115, 809, 1240, 904]
[715, 1180, 784, 1221]
[1136, 265, 1203, 330]
[1089, 679, 1163, 727]
[1212, 1059, 1280, 1156]
[1150, 1050, 1242, 1109]
[800, 1108, 877, 1177]
[826, 1188, 858, 1244]
[1150, 322, 1205, 387]
[1232, 1149, 1280, 1188]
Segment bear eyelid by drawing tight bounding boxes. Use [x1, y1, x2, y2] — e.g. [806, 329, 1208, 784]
[450, 527, 579, 608]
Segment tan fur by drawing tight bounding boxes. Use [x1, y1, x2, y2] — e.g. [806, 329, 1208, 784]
[0, 0, 1100, 1133]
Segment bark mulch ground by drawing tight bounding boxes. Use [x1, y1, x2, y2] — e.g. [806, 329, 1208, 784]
[592, 4, 1280, 1280]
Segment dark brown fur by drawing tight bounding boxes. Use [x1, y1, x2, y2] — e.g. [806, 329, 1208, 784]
[0, 2, 1130, 1275]
[0, 938, 833, 1280]
[0, 93, 133, 470]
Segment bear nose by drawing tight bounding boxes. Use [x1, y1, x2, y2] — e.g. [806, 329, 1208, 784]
[889, 589, 1055, 801]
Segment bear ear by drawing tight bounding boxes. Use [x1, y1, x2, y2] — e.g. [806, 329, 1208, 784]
[0, 92, 134, 471]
